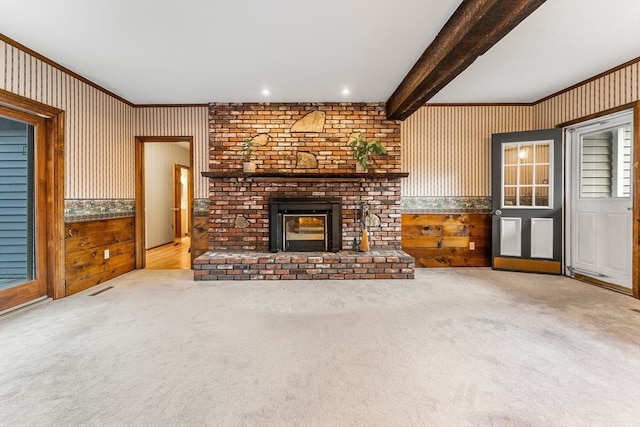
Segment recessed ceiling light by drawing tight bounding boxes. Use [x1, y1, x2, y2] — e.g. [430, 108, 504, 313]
[261, 88, 270, 96]
[341, 87, 351, 95]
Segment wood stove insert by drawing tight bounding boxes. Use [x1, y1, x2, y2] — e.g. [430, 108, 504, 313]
[269, 198, 342, 252]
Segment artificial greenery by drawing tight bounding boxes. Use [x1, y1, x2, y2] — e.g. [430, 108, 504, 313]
[240, 137, 255, 161]
[349, 133, 386, 171]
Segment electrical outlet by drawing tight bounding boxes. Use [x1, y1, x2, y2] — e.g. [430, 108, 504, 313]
[104, 249, 110, 259]
[469, 242, 475, 251]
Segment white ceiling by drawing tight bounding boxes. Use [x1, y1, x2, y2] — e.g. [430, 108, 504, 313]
[0, 0, 638, 106]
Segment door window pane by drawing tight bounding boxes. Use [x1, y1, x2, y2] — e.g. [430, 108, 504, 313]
[535, 144, 549, 163]
[504, 146, 518, 165]
[504, 166, 517, 185]
[502, 141, 552, 208]
[535, 187, 549, 207]
[580, 124, 632, 198]
[518, 145, 533, 163]
[504, 187, 517, 206]
[520, 187, 533, 206]
[519, 165, 533, 185]
[535, 165, 549, 185]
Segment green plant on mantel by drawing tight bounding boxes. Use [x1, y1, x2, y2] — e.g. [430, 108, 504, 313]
[240, 136, 257, 172]
[349, 133, 386, 171]
[240, 137, 255, 161]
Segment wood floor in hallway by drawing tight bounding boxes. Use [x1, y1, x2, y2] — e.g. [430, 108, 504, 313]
[145, 237, 191, 269]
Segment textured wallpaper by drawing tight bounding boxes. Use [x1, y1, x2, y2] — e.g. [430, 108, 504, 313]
[402, 60, 639, 199]
[2, 38, 638, 204]
[0, 39, 209, 200]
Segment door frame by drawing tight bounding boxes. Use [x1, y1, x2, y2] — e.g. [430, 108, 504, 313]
[134, 136, 193, 269]
[564, 109, 633, 292]
[0, 89, 65, 307]
[558, 101, 639, 299]
[0, 107, 47, 309]
[173, 164, 191, 240]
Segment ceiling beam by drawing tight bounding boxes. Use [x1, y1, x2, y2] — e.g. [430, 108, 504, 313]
[385, 0, 546, 121]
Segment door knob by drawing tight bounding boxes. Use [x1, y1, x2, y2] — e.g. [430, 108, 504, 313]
[494, 210, 502, 216]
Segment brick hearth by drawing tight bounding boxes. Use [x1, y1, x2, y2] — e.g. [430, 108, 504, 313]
[194, 249, 414, 280]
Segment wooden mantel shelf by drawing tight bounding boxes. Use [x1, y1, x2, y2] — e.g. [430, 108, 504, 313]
[201, 171, 409, 181]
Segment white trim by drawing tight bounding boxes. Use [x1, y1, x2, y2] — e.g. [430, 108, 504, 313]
[566, 110, 633, 133]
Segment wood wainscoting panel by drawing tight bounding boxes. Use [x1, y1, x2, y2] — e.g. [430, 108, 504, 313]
[402, 214, 491, 267]
[191, 214, 209, 264]
[65, 217, 135, 295]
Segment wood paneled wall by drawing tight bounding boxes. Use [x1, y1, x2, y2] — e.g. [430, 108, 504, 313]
[65, 217, 135, 295]
[0, 39, 134, 199]
[402, 214, 491, 267]
[401, 105, 532, 197]
[191, 214, 209, 262]
[134, 106, 208, 199]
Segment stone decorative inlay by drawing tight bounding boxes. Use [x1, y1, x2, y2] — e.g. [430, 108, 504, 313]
[193, 198, 209, 216]
[234, 215, 250, 228]
[65, 199, 135, 222]
[253, 133, 269, 146]
[401, 196, 492, 213]
[296, 152, 317, 169]
[365, 213, 381, 227]
[67, 198, 211, 222]
[291, 111, 325, 132]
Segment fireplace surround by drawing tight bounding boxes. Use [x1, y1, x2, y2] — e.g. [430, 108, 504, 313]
[193, 102, 415, 280]
[269, 198, 342, 252]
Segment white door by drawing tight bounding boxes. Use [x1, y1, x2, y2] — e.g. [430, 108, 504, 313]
[568, 111, 633, 290]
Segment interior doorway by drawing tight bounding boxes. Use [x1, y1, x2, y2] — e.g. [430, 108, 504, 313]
[135, 136, 193, 270]
[143, 162, 191, 270]
[566, 110, 634, 293]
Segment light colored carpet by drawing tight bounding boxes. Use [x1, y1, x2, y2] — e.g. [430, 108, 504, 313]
[1, 268, 639, 426]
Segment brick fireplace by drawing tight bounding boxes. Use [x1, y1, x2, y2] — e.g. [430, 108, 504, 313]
[193, 102, 415, 280]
